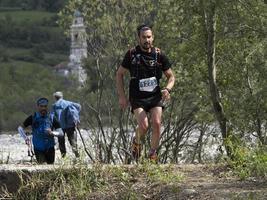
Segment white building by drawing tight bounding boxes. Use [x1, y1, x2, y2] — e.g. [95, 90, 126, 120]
[53, 10, 87, 85]
[68, 10, 88, 84]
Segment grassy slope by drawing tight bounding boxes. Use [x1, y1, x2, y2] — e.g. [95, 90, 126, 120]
[0, 10, 68, 62]
[0, 10, 55, 23]
[0, 10, 72, 131]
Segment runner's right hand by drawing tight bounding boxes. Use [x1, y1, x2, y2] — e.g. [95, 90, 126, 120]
[161, 89, 170, 101]
[25, 138, 30, 145]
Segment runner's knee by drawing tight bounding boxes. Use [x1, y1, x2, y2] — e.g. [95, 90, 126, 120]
[152, 117, 161, 129]
[138, 120, 149, 133]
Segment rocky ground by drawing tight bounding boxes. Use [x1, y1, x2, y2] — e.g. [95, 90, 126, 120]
[88, 164, 267, 200]
[165, 165, 267, 200]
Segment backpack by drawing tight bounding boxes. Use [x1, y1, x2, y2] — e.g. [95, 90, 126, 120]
[129, 47, 163, 80]
[32, 112, 53, 132]
[31, 112, 55, 151]
[129, 47, 161, 66]
[61, 103, 81, 128]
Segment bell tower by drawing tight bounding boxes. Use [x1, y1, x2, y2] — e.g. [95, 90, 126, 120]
[68, 10, 87, 84]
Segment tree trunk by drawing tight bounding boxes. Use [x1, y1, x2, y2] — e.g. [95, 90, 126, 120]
[202, 1, 232, 157]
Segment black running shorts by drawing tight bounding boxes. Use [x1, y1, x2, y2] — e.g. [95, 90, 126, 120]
[130, 95, 164, 113]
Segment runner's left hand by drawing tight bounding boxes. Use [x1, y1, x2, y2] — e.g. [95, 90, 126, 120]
[161, 89, 170, 101]
[46, 128, 53, 136]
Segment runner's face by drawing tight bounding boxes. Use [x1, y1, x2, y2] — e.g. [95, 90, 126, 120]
[38, 105, 48, 115]
[139, 30, 153, 51]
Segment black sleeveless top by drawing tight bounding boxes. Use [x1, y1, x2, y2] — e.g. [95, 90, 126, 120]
[121, 45, 171, 99]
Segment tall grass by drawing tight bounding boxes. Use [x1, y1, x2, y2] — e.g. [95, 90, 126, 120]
[226, 137, 267, 179]
[2, 162, 183, 199]
[4, 165, 106, 200]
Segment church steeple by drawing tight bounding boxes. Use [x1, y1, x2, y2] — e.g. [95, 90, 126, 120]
[68, 10, 87, 84]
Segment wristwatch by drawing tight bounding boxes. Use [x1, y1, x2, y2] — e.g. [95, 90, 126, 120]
[164, 88, 171, 94]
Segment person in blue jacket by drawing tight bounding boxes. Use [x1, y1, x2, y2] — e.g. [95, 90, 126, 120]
[52, 91, 81, 158]
[19, 97, 61, 164]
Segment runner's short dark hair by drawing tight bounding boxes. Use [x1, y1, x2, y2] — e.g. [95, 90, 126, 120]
[137, 24, 152, 36]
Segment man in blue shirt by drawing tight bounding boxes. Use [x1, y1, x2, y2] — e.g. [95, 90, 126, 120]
[19, 97, 61, 164]
[52, 91, 81, 158]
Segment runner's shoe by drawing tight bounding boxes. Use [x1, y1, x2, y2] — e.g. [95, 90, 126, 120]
[131, 137, 142, 161]
[149, 149, 158, 162]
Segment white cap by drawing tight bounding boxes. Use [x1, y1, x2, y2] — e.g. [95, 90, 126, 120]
[53, 91, 63, 98]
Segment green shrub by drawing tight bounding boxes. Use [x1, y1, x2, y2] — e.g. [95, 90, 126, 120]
[227, 139, 267, 179]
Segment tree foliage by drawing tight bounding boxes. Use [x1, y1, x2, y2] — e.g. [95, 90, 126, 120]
[57, 0, 267, 163]
[0, 0, 265, 164]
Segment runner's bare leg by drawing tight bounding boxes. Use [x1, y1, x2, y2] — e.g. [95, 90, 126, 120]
[150, 107, 162, 151]
[134, 108, 149, 144]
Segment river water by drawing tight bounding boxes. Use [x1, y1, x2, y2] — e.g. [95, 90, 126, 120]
[0, 128, 225, 164]
[0, 130, 93, 164]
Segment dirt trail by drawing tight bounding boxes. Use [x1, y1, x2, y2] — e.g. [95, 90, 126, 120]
[154, 165, 267, 200]
[85, 164, 267, 200]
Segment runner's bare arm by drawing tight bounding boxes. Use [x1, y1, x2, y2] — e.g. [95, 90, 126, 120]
[162, 69, 175, 101]
[116, 66, 129, 109]
[163, 68, 175, 92]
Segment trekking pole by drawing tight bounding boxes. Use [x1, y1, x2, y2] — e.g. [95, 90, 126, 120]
[28, 136, 35, 163]
[75, 126, 95, 163]
[18, 126, 33, 162]
[27, 144, 31, 156]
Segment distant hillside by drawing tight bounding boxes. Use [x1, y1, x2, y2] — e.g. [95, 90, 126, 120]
[0, 8, 78, 131]
[0, 10, 69, 64]
[0, 0, 65, 12]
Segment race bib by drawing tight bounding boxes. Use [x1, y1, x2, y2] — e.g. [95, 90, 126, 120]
[139, 77, 158, 92]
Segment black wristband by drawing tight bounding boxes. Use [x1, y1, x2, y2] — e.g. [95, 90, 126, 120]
[164, 88, 171, 94]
